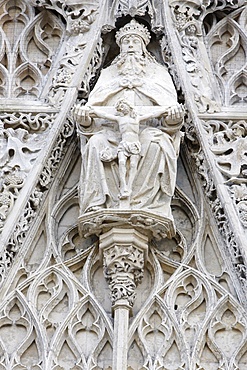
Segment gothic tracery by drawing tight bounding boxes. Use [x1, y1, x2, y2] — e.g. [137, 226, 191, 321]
[0, 0, 246, 369]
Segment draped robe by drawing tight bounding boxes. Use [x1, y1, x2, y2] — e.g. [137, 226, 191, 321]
[78, 55, 182, 218]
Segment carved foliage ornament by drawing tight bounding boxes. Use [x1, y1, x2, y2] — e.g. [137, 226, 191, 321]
[203, 119, 247, 182]
[0, 124, 246, 368]
[169, 0, 245, 20]
[49, 38, 104, 107]
[31, 0, 99, 35]
[107, 0, 166, 33]
[0, 112, 56, 132]
[185, 117, 247, 283]
[169, 1, 221, 113]
[113, 0, 151, 18]
[103, 244, 144, 307]
[99, 227, 148, 310]
[202, 119, 247, 228]
[0, 112, 56, 231]
[230, 184, 247, 227]
[169, 1, 247, 110]
[0, 119, 74, 284]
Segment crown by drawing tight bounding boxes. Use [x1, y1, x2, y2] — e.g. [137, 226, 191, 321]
[115, 20, 151, 46]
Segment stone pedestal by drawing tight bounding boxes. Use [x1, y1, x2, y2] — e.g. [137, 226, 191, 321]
[100, 227, 148, 370]
[100, 227, 148, 314]
[78, 210, 175, 370]
[78, 209, 176, 240]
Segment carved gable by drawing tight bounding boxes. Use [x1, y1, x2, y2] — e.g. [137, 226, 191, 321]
[0, 1, 246, 369]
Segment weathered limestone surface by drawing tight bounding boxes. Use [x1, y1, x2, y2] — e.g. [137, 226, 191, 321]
[0, 1, 246, 369]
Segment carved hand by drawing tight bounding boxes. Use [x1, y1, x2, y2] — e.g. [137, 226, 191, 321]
[73, 104, 92, 127]
[164, 103, 185, 130]
[167, 103, 184, 122]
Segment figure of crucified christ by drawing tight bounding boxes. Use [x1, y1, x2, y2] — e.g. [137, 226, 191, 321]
[82, 98, 183, 199]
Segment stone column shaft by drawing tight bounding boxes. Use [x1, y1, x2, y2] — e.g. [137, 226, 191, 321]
[100, 227, 148, 370]
[112, 306, 129, 370]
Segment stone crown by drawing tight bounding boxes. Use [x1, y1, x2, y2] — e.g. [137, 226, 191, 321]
[115, 20, 151, 46]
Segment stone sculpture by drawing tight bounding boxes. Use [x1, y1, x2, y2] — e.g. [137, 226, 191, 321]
[2, 2, 247, 370]
[74, 20, 184, 218]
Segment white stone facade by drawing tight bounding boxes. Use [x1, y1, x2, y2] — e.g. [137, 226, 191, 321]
[0, 1, 246, 369]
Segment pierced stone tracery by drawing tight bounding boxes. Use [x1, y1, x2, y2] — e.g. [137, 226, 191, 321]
[204, 6, 247, 106]
[0, 0, 246, 369]
[0, 0, 64, 99]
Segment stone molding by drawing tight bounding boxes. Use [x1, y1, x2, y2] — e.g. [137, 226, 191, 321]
[78, 209, 176, 240]
[0, 1, 246, 369]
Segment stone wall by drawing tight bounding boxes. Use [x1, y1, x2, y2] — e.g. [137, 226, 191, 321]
[0, 1, 246, 369]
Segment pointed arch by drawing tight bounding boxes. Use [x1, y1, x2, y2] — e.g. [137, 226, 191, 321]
[0, 0, 65, 99]
[0, 291, 44, 368]
[205, 7, 247, 106]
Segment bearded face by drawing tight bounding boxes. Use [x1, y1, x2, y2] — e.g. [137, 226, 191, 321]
[116, 52, 146, 77]
[113, 34, 156, 78]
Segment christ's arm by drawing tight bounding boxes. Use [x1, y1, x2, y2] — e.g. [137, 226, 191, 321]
[138, 106, 169, 122]
[138, 104, 184, 124]
[88, 106, 118, 122]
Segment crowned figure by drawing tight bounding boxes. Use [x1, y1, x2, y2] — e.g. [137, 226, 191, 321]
[74, 20, 184, 219]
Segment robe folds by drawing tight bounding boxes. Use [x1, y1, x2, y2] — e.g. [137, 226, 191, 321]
[79, 124, 182, 218]
[78, 56, 182, 217]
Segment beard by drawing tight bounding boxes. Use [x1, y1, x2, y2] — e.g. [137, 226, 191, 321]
[115, 52, 147, 77]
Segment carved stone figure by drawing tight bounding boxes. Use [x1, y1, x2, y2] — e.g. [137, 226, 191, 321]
[75, 20, 184, 219]
[2, 2, 247, 370]
[79, 99, 177, 200]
